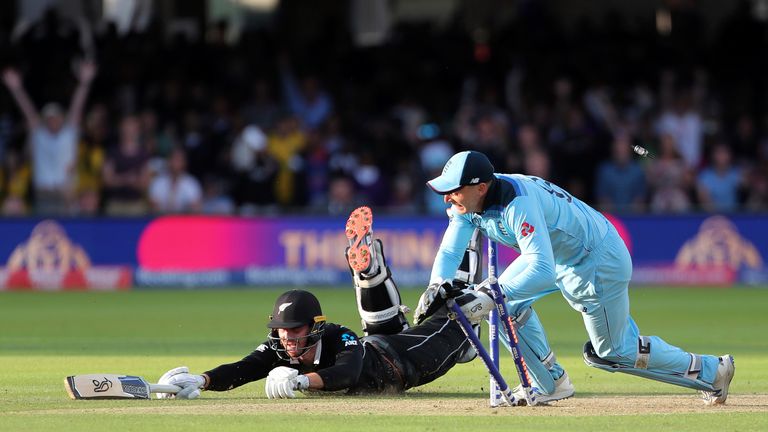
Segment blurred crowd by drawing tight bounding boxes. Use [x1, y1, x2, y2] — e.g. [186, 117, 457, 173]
[1, 2, 767, 217]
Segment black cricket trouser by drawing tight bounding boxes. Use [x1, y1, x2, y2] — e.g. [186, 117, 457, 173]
[364, 306, 470, 389]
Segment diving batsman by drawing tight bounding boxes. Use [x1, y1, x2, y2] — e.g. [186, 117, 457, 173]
[155, 207, 494, 399]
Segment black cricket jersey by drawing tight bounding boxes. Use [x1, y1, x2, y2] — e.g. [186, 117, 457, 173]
[203, 323, 401, 393]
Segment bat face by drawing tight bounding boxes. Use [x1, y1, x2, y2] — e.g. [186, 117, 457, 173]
[65, 374, 151, 399]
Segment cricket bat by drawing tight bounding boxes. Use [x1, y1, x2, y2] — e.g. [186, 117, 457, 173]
[64, 374, 181, 399]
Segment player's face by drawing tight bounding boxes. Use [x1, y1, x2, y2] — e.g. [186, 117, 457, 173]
[444, 184, 485, 214]
[277, 325, 310, 358]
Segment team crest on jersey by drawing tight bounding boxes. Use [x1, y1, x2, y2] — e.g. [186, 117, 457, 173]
[255, 344, 268, 352]
[497, 221, 509, 236]
[341, 333, 358, 346]
[520, 222, 535, 237]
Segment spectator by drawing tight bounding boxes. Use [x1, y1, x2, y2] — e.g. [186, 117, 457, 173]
[656, 91, 704, 169]
[268, 114, 306, 206]
[594, 134, 647, 213]
[279, 55, 333, 131]
[231, 125, 279, 213]
[242, 78, 281, 131]
[148, 147, 202, 214]
[201, 176, 235, 215]
[304, 129, 331, 208]
[523, 149, 552, 179]
[0, 148, 31, 215]
[327, 175, 357, 216]
[102, 115, 151, 215]
[696, 144, 744, 213]
[75, 104, 109, 215]
[647, 133, 694, 213]
[1, 59, 96, 214]
[506, 123, 542, 173]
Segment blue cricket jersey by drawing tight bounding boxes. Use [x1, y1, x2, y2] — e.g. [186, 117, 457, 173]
[431, 174, 612, 296]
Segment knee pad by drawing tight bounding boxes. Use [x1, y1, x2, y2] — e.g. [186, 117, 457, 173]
[351, 240, 409, 336]
[453, 228, 482, 290]
[499, 306, 558, 394]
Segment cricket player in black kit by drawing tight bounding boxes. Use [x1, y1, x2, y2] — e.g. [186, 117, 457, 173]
[157, 206, 493, 399]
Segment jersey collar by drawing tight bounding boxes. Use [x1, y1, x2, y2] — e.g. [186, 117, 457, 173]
[478, 178, 500, 214]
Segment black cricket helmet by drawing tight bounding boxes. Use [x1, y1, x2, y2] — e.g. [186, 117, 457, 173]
[267, 290, 326, 359]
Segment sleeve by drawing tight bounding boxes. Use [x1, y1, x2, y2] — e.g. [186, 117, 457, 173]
[203, 341, 279, 391]
[315, 330, 364, 391]
[147, 178, 161, 203]
[429, 212, 476, 284]
[185, 176, 203, 202]
[280, 68, 305, 115]
[499, 195, 557, 299]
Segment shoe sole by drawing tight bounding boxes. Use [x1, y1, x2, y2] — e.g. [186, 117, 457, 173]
[345, 206, 373, 273]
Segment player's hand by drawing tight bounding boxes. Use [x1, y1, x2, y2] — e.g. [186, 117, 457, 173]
[265, 366, 308, 399]
[413, 280, 453, 325]
[454, 286, 495, 324]
[157, 366, 205, 399]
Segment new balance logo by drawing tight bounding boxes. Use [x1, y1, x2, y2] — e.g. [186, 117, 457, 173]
[442, 160, 453, 174]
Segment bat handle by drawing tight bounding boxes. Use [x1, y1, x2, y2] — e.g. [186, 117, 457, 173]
[149, 384, 183, 394]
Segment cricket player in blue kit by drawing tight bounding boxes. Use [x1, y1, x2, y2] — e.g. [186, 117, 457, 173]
[423, 150, 735, 406]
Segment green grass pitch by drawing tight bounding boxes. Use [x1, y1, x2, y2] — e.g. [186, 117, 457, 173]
[1, 287, 767, 431]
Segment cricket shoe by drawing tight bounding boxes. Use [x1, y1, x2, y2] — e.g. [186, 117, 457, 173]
[345, 206, 378, 275]
[511, 371, 575, 406]
[701, 354, 735, 406]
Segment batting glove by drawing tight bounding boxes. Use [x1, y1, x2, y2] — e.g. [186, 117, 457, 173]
[157, 366, 205, 399]
[414, 280, 455, 325]
[265, 366, 309, 399]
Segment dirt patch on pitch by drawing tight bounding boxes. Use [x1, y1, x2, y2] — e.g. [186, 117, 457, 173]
[15, 394, 768, 417]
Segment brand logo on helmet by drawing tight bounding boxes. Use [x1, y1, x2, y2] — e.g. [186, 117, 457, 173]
[469, 177, 480, 184]
[278, 302, 293, 314]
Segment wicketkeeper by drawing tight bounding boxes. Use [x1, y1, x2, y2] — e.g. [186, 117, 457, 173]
[424, 150, 735, 405]
[156, 207, 494, 399]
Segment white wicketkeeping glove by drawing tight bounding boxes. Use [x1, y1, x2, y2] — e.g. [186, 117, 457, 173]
[265, 366, 309, 399]
[453, 285, 495, 324]
[157, 366, 206, 399]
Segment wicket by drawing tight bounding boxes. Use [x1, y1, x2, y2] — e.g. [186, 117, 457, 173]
[487, 239, 537, 407]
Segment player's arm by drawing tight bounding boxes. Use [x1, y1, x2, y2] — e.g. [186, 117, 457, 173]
[499, 196, 556, 297]
[429, 212, 476, 284]
[313, 329, 364, 391]
[157, 341, 279, 399]
[202, 342, 277, 391]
